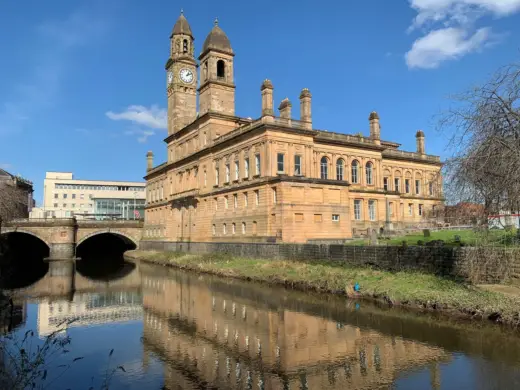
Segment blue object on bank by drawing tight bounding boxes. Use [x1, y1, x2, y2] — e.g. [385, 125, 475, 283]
[354, 283, 360, 292]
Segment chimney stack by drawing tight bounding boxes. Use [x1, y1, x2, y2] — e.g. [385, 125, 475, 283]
[261, 79, 274, 118]
[299, 88, 312, 130]
[416, 130, 425, 155]
[146, 151, 154, 171]
[369, 111, 381, 145]
[278, 98, 292, 120]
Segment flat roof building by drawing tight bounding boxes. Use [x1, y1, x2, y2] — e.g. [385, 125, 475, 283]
[33, 172, 146, 220]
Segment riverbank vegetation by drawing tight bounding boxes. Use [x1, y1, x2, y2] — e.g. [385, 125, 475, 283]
[126, 250, 520, 328]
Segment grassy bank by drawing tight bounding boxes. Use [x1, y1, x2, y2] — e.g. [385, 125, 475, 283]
[126, 250, 520, 327]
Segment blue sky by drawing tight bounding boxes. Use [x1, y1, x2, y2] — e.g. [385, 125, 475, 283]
[1, 0, 519, 204]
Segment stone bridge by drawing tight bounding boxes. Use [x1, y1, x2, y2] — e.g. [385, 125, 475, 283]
[1, 218, 143, 259]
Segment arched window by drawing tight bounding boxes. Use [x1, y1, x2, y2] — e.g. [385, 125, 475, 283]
[242, 222, 246, 234]
[223, 223, 227, 235]
[183, 39, 188, 53]
[366, 162, 374, 185]
[320, 157, 328, 179]
[351, 160, 359, 184]
[336, 159, 344, 181]
[217, 60, 225, 79]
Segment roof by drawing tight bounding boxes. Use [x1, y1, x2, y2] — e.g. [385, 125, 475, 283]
[171, 12, 193, 38]
[201, 19, 233, 55]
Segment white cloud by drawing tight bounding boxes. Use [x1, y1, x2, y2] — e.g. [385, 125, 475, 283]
[406, 0, 520, 69]
[123, 128, 157, 143]
[106, 105, 167, 130]
[406, 27, 495, 69]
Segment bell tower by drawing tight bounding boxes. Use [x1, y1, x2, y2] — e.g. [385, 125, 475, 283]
[166, 11, 197, 135]
[198, 19, 235, 116]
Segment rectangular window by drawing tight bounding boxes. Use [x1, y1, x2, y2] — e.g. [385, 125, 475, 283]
[234, 194, 238, 208]
[408, 203, 413, 216]
[294, 155, 302, 175]
[429, 182, 434, 196]
[63, 203, 67, 208]
[225, 164, 230, 183]
[295, 213, 304, 222]
[244, 192, 248, 207]
[212, 224, 216, 235]
[255, 154, 261, 175]
[232, 223, 236, 234]
[242, 222, 246, 234]
[63, 194, 67, 199]
[225, 196, 229, 209]
[272, 187, 277, 203]
[54, 194, 58, 199]
[72, 203, 76, 208]
[215, 197, 218, 210]
[418, 204, 423, 216]
[234, 161, 239, 180]
[354, 200, 362, 220]
[415, 180, 421, 195]
[389, 202, 394, 216]
[383, 177, 388, 191]
[405, 179, 410, 194]
[314, 214, 323, 223]
[204, 170, 207, 186]
[72, 194, 76, 199]
[223, 224, 227, 235]
[255, 190, 259, 206]
[54, 203, 58, 208]
[277, 153, 284, 173]
[332, 214, 340, 222]
[368, 200, 376, 221]
[244, 158, 249, 178]
[215, 167, 219, 186]
[394, 178, 400, 192]
[80, 194, 84, 199]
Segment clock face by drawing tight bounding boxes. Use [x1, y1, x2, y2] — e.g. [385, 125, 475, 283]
[167, 72, 173, 84]
[179, 68, 194, 84]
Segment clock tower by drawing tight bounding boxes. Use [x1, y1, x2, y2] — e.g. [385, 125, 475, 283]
[166, 11, 197, 135]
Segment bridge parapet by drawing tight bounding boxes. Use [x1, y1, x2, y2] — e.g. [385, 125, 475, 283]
[5, 218, 76, 227]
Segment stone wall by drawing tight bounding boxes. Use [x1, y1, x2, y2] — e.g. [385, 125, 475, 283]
[139, 241, 520, 284]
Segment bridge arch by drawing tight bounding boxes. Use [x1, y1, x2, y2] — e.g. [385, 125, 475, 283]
[77, 230, 139, 249]
[0, 228, 51, 249]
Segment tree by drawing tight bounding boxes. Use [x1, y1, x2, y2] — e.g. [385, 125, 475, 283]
[440, 62, 520, 223]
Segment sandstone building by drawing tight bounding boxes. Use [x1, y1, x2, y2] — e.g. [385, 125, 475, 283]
[144, 13, 444, 243]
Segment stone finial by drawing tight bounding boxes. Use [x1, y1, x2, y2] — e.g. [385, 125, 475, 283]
[416, 130, 425, 137]
[369, 111, 379, 121]
[278, 98, 292, 110]
[299, 88, 312, 99]
[214, 17, 219, 26]
[261, 79, 273, 90]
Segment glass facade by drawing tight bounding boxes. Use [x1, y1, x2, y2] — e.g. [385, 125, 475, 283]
[93, 198, 145, 220]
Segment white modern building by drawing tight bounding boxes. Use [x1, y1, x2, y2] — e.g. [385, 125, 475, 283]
[31, 172, 146, 220]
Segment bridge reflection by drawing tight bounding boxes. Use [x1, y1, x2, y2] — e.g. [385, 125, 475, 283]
[140, 265, 449, 389]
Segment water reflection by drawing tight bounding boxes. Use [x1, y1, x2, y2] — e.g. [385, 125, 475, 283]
[2, 260, 520, 389]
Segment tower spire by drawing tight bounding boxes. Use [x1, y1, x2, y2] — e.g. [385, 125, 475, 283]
[214, 17, 219, 26]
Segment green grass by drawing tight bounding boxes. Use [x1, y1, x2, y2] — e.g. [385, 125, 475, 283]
[127, 250, 520, 327]
[345, 229, 517, 247]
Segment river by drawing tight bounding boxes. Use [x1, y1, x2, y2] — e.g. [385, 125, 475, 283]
[2, 258, 520, 389]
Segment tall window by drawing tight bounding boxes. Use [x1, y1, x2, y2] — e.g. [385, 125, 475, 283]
[408, 203, 413, 216]
[212, 224, 216, 235]
[405, 179, 410, 194]
[351, 160, 359, 184]
[272, 187, 277, 203]
[232, 223, 236, 234]
[336, 159, 344, 181]
[394, 178, 400, 192]
[242, 222, 246, 234]
[277, 153, 285, 173]
[225, 164, 230, 183]
[429, 182, 434, 196]
[418, 204, 423, 216]
[383, 177, 389, 191]
[234, 161, 239, 180]
[365, 162, 373, 185]
[244, 157, 250, 178]
[214, 197, 218, 210]
[204, 170, 207, 186]
[415, 180, 421, 195]
[244, 192, 248, 207]
[368, 200, 376, 221]
[217, 60, 225, 79]
[223, 223, 227, 235]
[215, 167, 219, 186]
[255, 154, 261, 175]
[354, 200, 362, 220]
[225, 196, 229, 209]
[320, 157, 328, 179]
[255, 190, 259, 206]
[294, 155, 302, 175]
[234, 194, 238, 208]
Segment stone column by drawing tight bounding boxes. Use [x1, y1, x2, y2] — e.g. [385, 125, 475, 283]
[47, 218, 77, 260]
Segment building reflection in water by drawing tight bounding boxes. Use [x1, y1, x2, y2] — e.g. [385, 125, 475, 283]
[141, 269, 450, 390]
[37, 291, 143, 337]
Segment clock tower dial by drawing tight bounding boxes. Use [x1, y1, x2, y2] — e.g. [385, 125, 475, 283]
[179, 68, 194, 84]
